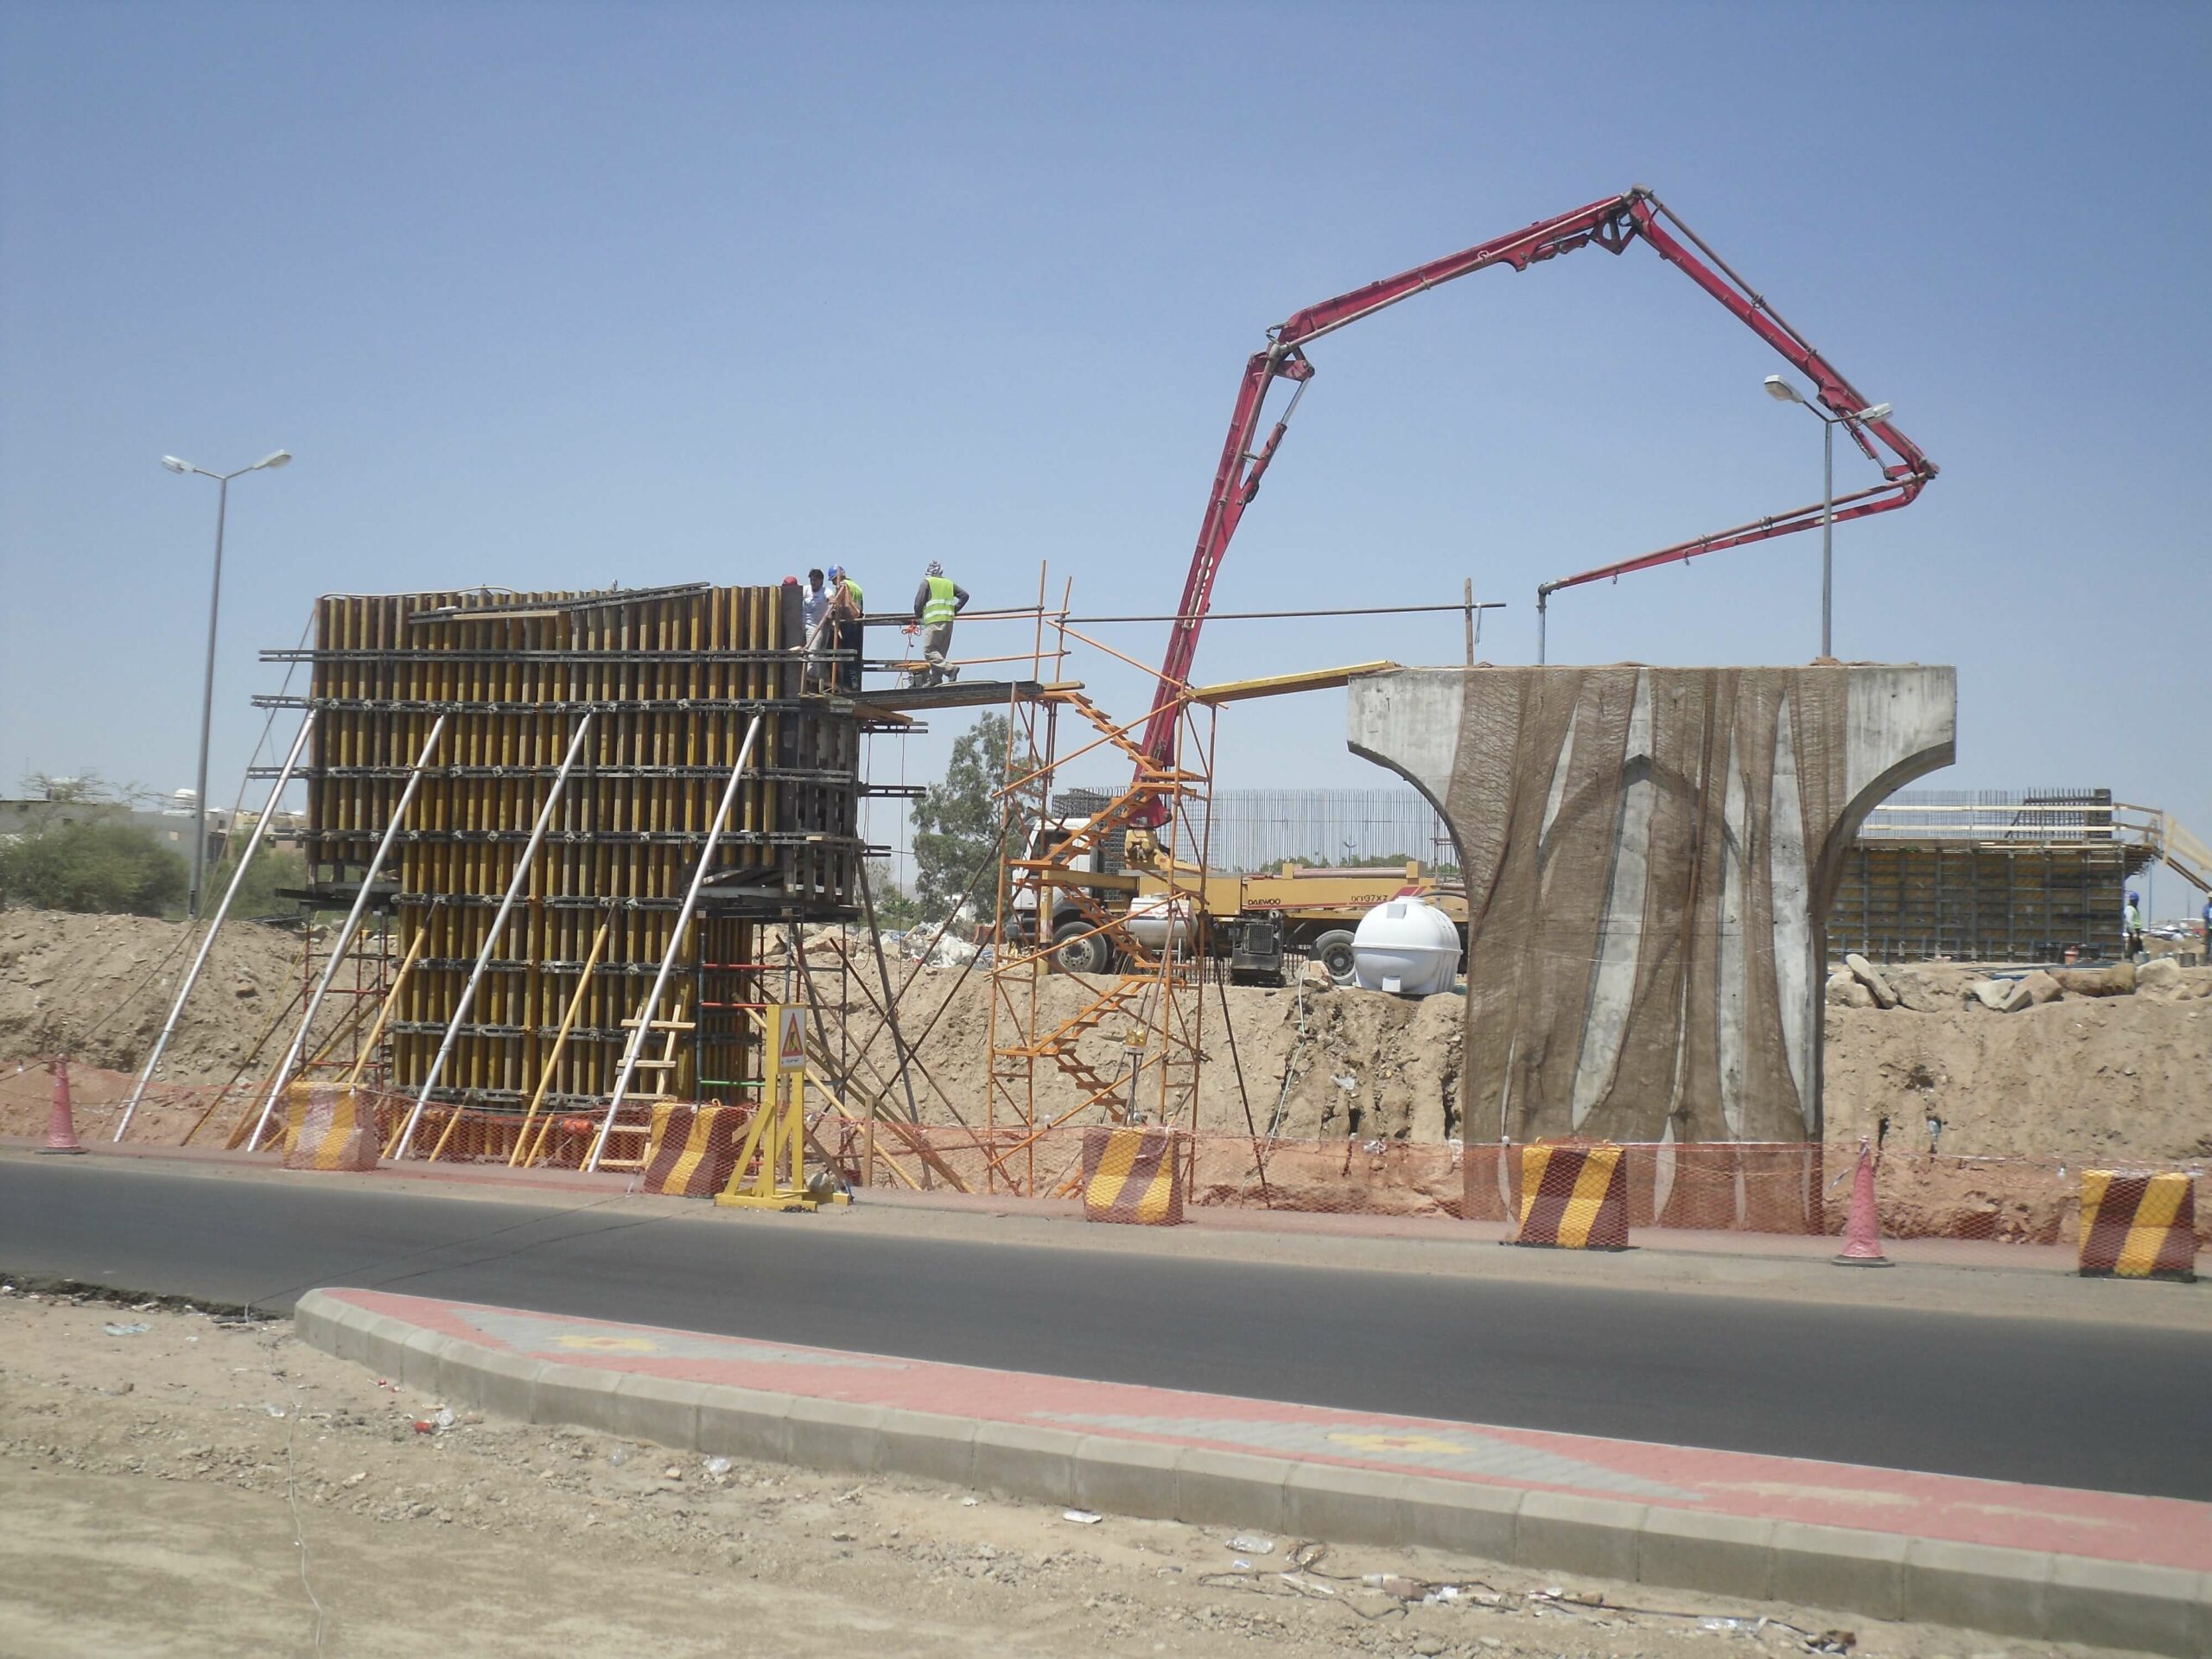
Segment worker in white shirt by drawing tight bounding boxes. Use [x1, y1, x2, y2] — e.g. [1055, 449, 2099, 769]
[799, 567, 832, 691]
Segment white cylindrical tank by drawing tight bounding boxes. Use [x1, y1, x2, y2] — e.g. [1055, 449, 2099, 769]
[1122, 893, 1196, 952]
[1351, 899, 1462, 996]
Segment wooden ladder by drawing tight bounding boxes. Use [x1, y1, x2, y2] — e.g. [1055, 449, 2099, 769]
[592, 1017, 693, 1172]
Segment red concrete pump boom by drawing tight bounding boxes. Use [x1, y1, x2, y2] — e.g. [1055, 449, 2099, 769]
[1133, 185, 1936, 821]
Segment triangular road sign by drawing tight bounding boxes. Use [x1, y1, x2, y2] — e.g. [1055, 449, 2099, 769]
[775, 1005, 807, 1073]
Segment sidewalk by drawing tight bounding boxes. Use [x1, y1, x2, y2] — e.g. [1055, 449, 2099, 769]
[296, 1287, 2212, 1655]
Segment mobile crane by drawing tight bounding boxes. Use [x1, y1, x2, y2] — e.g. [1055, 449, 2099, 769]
[1131, 184, 1937, 826]
[1020, 185, 1936, 984]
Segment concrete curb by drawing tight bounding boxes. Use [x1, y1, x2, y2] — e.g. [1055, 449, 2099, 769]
[292, 1290, 2211, 1656]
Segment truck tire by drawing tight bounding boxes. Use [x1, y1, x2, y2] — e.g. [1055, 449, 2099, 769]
[1052, 918, 1115, 976]
[1313, 929, 1357, 987]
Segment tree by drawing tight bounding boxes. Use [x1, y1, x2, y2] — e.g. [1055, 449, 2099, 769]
[15, 767, 156, 806]
[865, 860, 925, 929]
[0, 819, 188, 917]
[909, 713, 1036, 923]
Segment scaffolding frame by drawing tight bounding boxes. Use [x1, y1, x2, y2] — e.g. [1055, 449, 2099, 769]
[976, 601, 1217, 1197]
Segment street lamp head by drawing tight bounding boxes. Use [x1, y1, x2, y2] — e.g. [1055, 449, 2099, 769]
[1853, 403, 1892, 424]
[253, 449, 292, 471]
[162, 455, 193, 474]
[1762, 374, 1804, 404]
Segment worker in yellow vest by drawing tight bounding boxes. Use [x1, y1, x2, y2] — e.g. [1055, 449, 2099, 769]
[828, 565, 866, 691]
[906, 560, 970, 687]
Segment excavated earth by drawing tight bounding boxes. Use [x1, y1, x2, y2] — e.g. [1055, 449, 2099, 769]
[4, 909, 2208, 1235]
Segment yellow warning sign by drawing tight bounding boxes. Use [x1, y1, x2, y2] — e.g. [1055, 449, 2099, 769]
[772, 1003, 807, 1073]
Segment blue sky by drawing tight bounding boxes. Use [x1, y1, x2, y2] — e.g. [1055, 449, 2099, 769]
[3, 2, 2207, 913]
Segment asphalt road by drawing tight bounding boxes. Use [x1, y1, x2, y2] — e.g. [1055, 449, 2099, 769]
[5, 1159, 2208, 1501]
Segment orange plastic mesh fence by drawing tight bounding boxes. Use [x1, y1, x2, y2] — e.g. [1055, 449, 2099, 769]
[826, 1128, 2211, 1246]
[81, 1074, 2209, 1247]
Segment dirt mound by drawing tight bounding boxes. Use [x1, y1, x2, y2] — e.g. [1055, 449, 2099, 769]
[6, 906, 2207, 1173]
[837, 957, 1461, 1144]
[0, 910, 311, 1077]
[1822, 962, 2212, 1164]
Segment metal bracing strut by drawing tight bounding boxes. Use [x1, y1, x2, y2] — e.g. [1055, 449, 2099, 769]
[115, 713, 318, 1142]
[244, 714, 448, 1154]
[392, 714, 595, 1160]
[584, 712, 766, 1174]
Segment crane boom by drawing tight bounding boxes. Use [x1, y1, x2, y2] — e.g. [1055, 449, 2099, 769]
[1134, 186, 1936, 814]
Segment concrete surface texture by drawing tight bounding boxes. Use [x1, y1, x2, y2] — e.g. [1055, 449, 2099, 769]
[1348, 665, 1955, 1145]
[294, 1287, 2212, 1656]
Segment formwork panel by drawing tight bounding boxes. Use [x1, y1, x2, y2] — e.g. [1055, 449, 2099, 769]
[287, 585, 859, 1123]
[1827, 842, 2137, 963]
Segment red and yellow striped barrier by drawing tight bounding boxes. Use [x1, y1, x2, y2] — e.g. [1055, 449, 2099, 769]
[1511, 1141, 1629, 1249]
[641, 1103, 749, 1198]
[2079, 1171, 2197, 1281]
[1081, 1125, 1185, 1226]
[281, 1084, 381, 1173]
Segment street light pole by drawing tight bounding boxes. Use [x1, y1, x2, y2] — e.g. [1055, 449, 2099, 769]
[1762, 378, 1890, 664]
[1821, 413, 1834, 659]
[161, 449, 293, 919]
[191, 473, 230, 920]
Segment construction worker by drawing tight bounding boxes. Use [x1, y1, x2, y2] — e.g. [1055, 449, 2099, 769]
[827, 564, 865, 691]
[907, 560, 970, 687]
[2125, 889, 2146, 961]
[799, 567, 832, 692]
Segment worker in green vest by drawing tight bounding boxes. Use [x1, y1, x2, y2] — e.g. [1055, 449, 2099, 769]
[906, 560, 971, 687]
[828, 565, 866, 691]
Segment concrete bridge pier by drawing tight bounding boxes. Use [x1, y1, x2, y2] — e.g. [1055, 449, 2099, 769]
[1346, 665, 1955, 1147]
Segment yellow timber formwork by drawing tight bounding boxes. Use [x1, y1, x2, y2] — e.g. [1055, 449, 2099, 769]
[260, 585, 865, 1165]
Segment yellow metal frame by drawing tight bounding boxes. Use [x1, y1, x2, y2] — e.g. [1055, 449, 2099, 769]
[1185, 660, 1399, 704]
[715, 1003, 849, 1211]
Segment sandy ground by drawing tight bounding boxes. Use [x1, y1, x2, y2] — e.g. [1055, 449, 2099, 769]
[0, 909, 354, 1125]
[0, 1283, 2163, 1659]
[5, 906, 2209, 1172]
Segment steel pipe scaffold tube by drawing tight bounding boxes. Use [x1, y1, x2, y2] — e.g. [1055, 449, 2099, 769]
[244, 714, 448, 1153]
[393, 714, 595, 1160]
[584, 712, 765, 1174]
[115, 712, 319, 1141]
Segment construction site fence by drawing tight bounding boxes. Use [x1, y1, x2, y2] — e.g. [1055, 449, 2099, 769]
[834, 1128, 2206, 1246]
[86, 1080, 2212, 1248]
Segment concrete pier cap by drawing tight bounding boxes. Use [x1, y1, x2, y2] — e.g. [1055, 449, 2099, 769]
[1346, 665, 1955, 1144]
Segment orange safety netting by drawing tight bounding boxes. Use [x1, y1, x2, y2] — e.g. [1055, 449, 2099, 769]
[80, 1070, 2209, 1247]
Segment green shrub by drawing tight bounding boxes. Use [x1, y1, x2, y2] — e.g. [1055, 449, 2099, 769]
[0, 819, 189, 917]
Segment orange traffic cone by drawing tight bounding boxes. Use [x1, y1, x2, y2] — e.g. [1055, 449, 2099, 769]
[41, 1055, 86, 1155]
[1833, 1135, 1889, 1266]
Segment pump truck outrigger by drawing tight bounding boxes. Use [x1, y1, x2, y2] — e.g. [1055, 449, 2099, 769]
[1017, 184, 1935, 985]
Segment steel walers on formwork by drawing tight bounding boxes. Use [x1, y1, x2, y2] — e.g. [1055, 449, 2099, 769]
[585, 712, 766, 1174]
[392, 714, 595, 1160]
